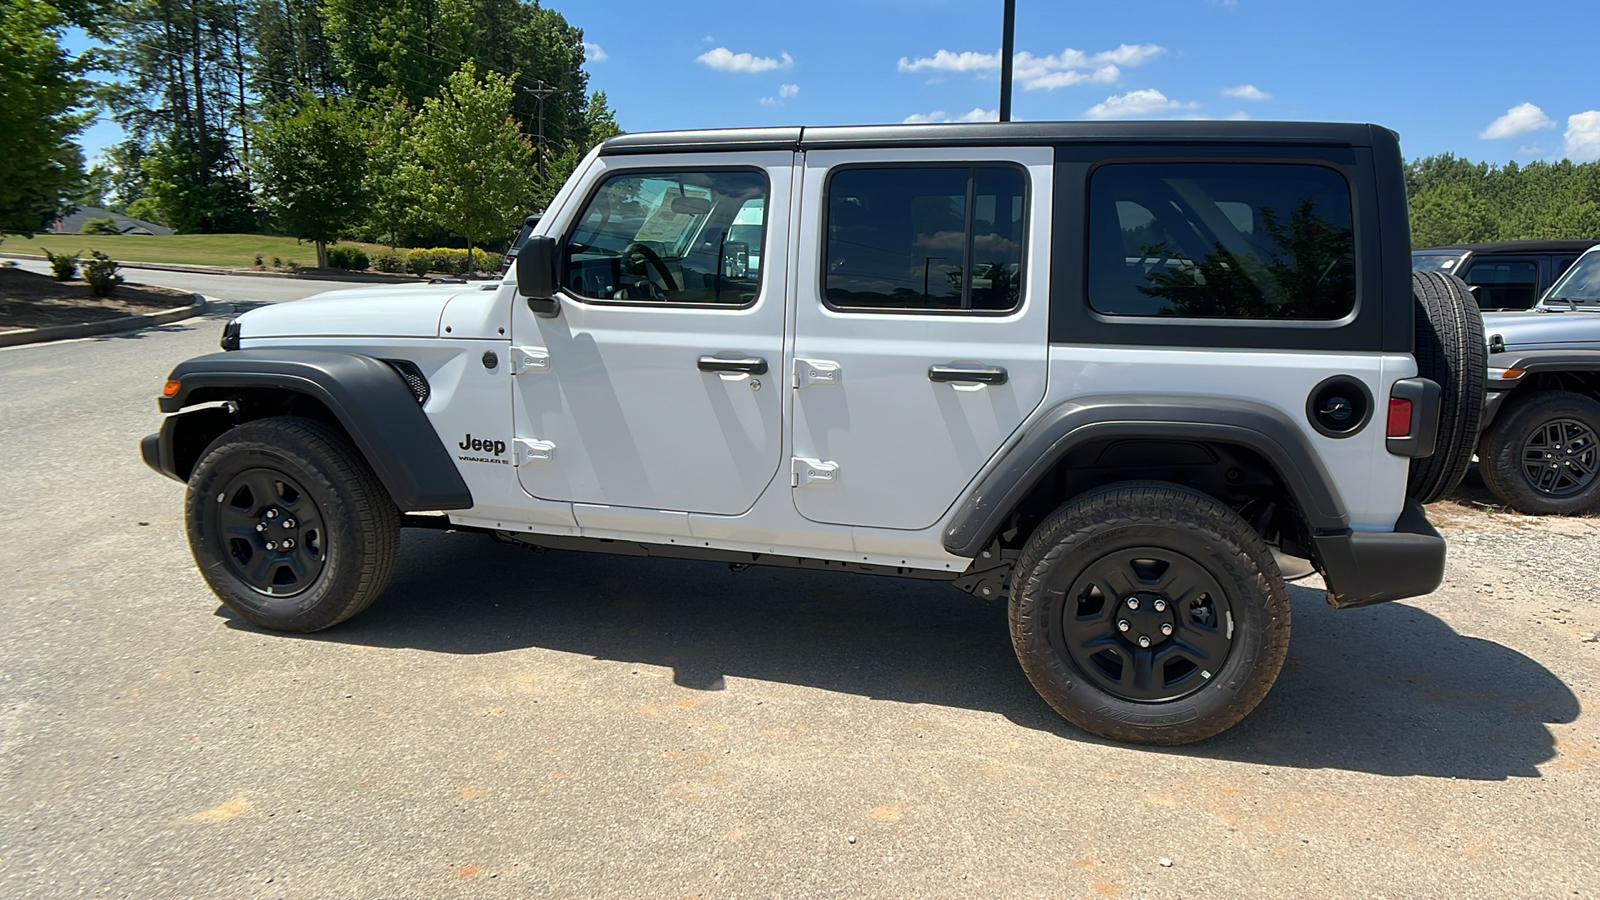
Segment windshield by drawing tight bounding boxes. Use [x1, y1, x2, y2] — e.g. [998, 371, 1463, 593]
[1412, 252, 1467, 273]
[1540, 250, 1600, 308]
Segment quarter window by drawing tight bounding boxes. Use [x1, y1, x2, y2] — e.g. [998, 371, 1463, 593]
[1088, 163, 1356, 320]
[564, 170, 767, 305]
[825, 166, 1027, 312]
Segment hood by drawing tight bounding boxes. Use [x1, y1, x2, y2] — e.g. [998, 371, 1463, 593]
[238, 281, 497, 340]
[1481, 307, 1600, 352]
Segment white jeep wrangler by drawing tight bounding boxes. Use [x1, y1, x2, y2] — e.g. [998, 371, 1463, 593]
[144, 122, 1483, 744]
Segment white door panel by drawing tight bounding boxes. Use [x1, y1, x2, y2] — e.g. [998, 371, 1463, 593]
[791, 147, 1053, 530]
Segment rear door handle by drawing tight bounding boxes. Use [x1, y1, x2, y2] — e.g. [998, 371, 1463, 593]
[928, 365, 1008, 385]
[698, 355, 768, 375]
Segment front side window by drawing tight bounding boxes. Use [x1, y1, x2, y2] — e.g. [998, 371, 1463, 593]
[1088, 163, 1356, 320]
[564, 170, 767, 304]
[825, 166, 1026, 312]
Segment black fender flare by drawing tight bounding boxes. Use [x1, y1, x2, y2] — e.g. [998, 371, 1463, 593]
[153, 349, 473, 511]
[942, 395, 1349, 557]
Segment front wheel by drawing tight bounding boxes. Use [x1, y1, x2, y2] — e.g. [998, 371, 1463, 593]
[1478, 391, 1600, 515]
[1009, 482, 1290, 745]
[185, 417, 400, 632]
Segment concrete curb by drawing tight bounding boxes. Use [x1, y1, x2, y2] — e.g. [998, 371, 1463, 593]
[0, 293, 211, 348]
[0, 252, 424, 284]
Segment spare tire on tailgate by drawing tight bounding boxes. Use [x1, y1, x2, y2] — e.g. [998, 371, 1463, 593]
[1407, 271, 1485, 504]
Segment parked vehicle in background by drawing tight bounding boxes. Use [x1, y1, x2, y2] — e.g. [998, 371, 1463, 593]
[143, 121, 1484, 746]
[502, 215, 541, 272]
[1478, 243, 1600, 513]
[1413, 240, 1597, 310]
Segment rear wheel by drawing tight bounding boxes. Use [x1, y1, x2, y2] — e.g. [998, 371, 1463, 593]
[1009, 482, 1290, 745]
[1407, 271, 1486, 504]
[1479, 391, 1600, 514]
[186, 417, 400, 632]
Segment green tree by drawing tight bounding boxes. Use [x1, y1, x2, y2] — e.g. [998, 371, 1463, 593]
[403, 61, 533, 273]
[0, 0, 92, 232]
[533, 89, 621, 209]
[255, 96, 369, 267]
[362, 96, 424, 248]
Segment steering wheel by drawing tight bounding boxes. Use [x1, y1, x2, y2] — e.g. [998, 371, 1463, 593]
[622, 242, 679, 292]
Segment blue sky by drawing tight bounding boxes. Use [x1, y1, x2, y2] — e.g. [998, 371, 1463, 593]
[73, 0, 1600, 164]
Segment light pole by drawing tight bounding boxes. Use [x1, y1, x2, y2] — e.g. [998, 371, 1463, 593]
[999, 0, 1016, 122]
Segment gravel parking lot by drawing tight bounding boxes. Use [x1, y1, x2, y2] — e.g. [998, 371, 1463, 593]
[1, 279, 1596, 898]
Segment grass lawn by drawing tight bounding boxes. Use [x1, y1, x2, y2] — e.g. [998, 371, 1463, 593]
[0, 233, 395, 269]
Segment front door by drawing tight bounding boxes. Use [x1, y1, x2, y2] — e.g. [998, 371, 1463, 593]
[511, 152, 793, 515]
[789, 147, 1053, 530]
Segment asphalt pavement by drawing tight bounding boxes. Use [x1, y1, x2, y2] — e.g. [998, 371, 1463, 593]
[0, 270, 1595, 899]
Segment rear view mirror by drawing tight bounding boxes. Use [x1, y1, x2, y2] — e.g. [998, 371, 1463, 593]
[516, 235, 559, 316]
[722, 241, 749, 279]
[671, 195, 713, 216]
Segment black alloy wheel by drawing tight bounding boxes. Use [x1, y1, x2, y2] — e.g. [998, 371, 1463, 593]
[214, 467, 327, 596]
[1053, 548, 1234, 703]
[1519, 418, 1597, 498]
[1480, 391, 1600, 515]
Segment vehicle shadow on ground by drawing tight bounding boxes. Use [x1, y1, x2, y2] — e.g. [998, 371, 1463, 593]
[225, 530, 1580, 781]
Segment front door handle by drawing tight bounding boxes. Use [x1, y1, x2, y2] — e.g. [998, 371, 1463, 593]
[698, 355, 768, 375]
[928, 364, 1008, 385]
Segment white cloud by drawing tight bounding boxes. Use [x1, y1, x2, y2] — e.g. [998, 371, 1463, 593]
[1564, 111, 1600, 162]
[897, 43, 1163, 91]
[696, 47, 794, 73]
[779, 83, 799, 98]
[1083, 89, 1196, 119]
[1479, 102, 1556, 140]
[898, 49, 999, 73]
[902, 107, 998, 125]
[582, 42, 607, 63]
[1222, 84, 1269, 101]
[760, 97, 778, 106]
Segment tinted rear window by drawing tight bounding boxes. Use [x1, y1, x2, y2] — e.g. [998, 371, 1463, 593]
[1088, 163, 1356, 320]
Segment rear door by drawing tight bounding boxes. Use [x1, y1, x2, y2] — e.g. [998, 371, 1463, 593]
[788, 147, 1052, 530]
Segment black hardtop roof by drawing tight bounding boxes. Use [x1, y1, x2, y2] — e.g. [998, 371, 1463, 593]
[1414, 240, 1600, 255]
[599, 121, 1394, 156]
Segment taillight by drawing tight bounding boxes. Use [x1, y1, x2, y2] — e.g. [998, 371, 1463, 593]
[1386, 397, 1412, 437]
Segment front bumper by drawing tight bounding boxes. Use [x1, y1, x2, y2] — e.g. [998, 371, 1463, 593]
[1311, 500, 1446, 609]
[141, 429, 180, 482]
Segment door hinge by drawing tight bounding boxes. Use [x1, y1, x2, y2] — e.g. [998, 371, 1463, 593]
[509, 347, 551, 375]
[515, 438, 556, 465]
[793, 358, 840, 389]
[791, 457, 839, 487]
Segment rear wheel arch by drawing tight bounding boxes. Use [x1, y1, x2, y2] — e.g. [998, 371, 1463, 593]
[943, 397, 1349, 561]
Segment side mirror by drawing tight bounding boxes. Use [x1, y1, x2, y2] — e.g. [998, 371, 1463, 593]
[515, 235, 559, 316]
[721, 241, 749, 279]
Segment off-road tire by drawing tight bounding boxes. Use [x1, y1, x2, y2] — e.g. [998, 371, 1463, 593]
[186, 417, 400, 632]
[1407, 271, 1486, 504]
[1009, 482, 1290, 745]
[1478, 390, 1600, 515]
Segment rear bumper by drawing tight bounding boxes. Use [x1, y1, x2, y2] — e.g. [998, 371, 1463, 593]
[1312, 500, 1446, 609]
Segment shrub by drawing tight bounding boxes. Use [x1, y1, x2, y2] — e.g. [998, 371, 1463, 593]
[82, 216, 121, 235]
[373, 251, 405, 274]
[270, 256, 281, 267]
[473, 248, 504, 273]
[326, 246, 370, 270]
[253, 254, 264, 267]
[405, 248, 432, 277]
[284, 259, 300, 268]
[42, 248, 79, 280]
[82, 251, 123, 297]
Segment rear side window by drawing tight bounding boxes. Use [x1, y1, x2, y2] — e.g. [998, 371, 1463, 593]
[1463, 260, 1538, 309]
[1088, 163, 1356, 320]
[825, 166, 1027, 312]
